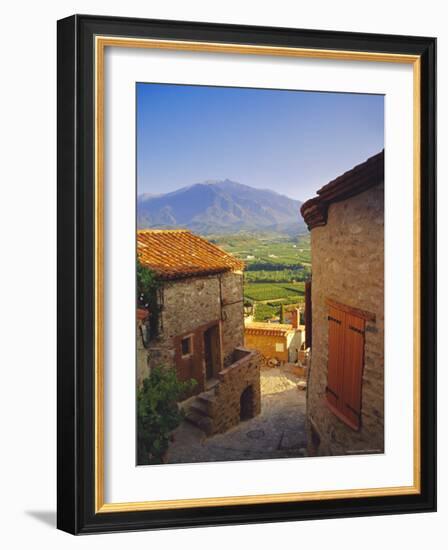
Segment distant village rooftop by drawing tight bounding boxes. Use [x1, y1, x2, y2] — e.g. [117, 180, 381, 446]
[300, 150, 384, 230]
[137, 229, 245, 280]
[244, 321, 304, 337]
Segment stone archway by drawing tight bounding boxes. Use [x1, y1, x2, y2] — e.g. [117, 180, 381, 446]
[240, 385, 255, 421]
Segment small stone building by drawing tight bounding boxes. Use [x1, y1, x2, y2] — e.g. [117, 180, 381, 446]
[184, 347, 262, 436]
[300, 151, 384, 456]
[244, 310, 305, 364]
[137, 229, 262, 434]
[137, 229, 245, 389]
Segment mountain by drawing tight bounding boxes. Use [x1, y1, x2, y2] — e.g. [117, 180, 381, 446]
[137, 179, 305, 235]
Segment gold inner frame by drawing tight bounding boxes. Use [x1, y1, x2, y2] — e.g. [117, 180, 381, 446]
[94, 36, 421, 513]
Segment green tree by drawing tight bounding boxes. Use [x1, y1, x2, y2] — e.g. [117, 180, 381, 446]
[137, 259, 161, 340]
[137, 366, 196, 465]
[137, 259, 159, 308]
[280, 303, 285, 323]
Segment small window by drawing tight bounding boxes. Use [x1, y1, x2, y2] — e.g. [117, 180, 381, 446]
[181, 335, 193, 357]
[275, 343, 284, 352]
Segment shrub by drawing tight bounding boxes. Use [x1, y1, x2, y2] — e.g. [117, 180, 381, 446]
[137, 259, 161, 340]
[137, 366, 196, 465]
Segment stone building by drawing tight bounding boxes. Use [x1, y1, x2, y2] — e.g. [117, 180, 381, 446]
[300, 151, 384, 456]
[244, 309, 305, 364]
[137, 229, 261, 434]
[136, 307, 149, 386]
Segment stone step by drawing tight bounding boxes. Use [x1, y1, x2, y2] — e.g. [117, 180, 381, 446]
[205, 377, 220, 391]
[185, 409, 214, 436]
[189, 400, 210, 417]
[198, 388, 216, 401]
[197, 389, 216, 403]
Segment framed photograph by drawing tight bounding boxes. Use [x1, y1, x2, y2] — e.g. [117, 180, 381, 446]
[57, 14, 436, 534]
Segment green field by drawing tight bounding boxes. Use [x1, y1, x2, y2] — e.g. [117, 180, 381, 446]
[207, 231, 311, 322]
[209, 232, 311, 269]
[244, 282, 305, 323]
[244, 282, 305, 302]
[252, 302, 283, 322]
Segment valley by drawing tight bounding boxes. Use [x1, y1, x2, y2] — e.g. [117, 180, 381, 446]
[137, 179, 311, 323]
[207, 232, 311, 322]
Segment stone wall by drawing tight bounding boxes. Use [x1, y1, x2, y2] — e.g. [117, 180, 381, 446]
[286, 328, 305, 362]
[220, 272, 246, 364]
[136, 318, 149, 387]
[244, 331, 289, 363]
[204, 347, 262, 435]
[244, 327, 305, 364]
[146, 271, 244, 391]
[306, 183, 384, 456]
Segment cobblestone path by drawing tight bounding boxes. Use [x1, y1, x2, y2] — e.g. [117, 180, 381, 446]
[165, 366, 308, 464]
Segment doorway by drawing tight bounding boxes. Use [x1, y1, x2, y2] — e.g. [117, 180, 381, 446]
[203, 324, 220, 382]
[240, 385, 255, 421]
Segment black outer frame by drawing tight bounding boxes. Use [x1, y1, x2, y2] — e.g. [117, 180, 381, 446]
[57, 14, 436, 535]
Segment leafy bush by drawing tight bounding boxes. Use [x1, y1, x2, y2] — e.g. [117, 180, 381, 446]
[137, 259, 161, 340]
[137, 366, 196, 465]
[137, 259, 159, 307]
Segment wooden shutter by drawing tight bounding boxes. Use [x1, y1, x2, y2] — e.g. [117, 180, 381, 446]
[326, 303, 366, 430]
[341, 313, 365, 430]
[326, 306, 345, 410]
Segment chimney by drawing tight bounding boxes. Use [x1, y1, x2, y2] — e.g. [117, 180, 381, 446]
[291, 308, 300, 329]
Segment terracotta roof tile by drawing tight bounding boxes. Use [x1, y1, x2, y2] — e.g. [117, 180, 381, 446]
[244, 322, 297, 337]
[137, 229, 245, 280]
[300, 150, 384, 230]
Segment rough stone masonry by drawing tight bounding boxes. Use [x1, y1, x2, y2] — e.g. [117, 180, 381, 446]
[145, 270, 244, 391]
[307, 183, 384, 456]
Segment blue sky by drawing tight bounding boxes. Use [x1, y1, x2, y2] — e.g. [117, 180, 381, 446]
[137, 83, 383, 201]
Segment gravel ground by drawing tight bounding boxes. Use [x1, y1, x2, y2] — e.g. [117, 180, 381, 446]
[165, 366, 308, 465]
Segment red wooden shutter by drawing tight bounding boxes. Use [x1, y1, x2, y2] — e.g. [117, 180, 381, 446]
[341, 313, 365, 430]
[326, 306, 345, 410]
[326, 303, 366, 431]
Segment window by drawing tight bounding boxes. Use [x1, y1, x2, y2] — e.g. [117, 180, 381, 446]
[326, 302, 366, 430]
[275, 343, 284, 352]
[181, 335, 193, 357]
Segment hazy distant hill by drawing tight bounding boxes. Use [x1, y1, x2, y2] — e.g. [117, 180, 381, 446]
[137, 179, 305, 235]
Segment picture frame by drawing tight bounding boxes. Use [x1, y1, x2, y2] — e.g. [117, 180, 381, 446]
[57, 14, 436, 534]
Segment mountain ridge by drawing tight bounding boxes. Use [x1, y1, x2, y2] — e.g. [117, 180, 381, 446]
[137, 179, 306, 235]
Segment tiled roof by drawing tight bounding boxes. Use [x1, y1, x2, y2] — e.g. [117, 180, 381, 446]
[301, 150, 384, 230]
[244, 322, 298, 337]
[137, 229, 245, 280]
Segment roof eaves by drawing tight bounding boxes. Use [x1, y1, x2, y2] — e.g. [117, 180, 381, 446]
[300, 150, 384, 230]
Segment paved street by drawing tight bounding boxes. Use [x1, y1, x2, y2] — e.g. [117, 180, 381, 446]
[166, 365, 308, 464]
